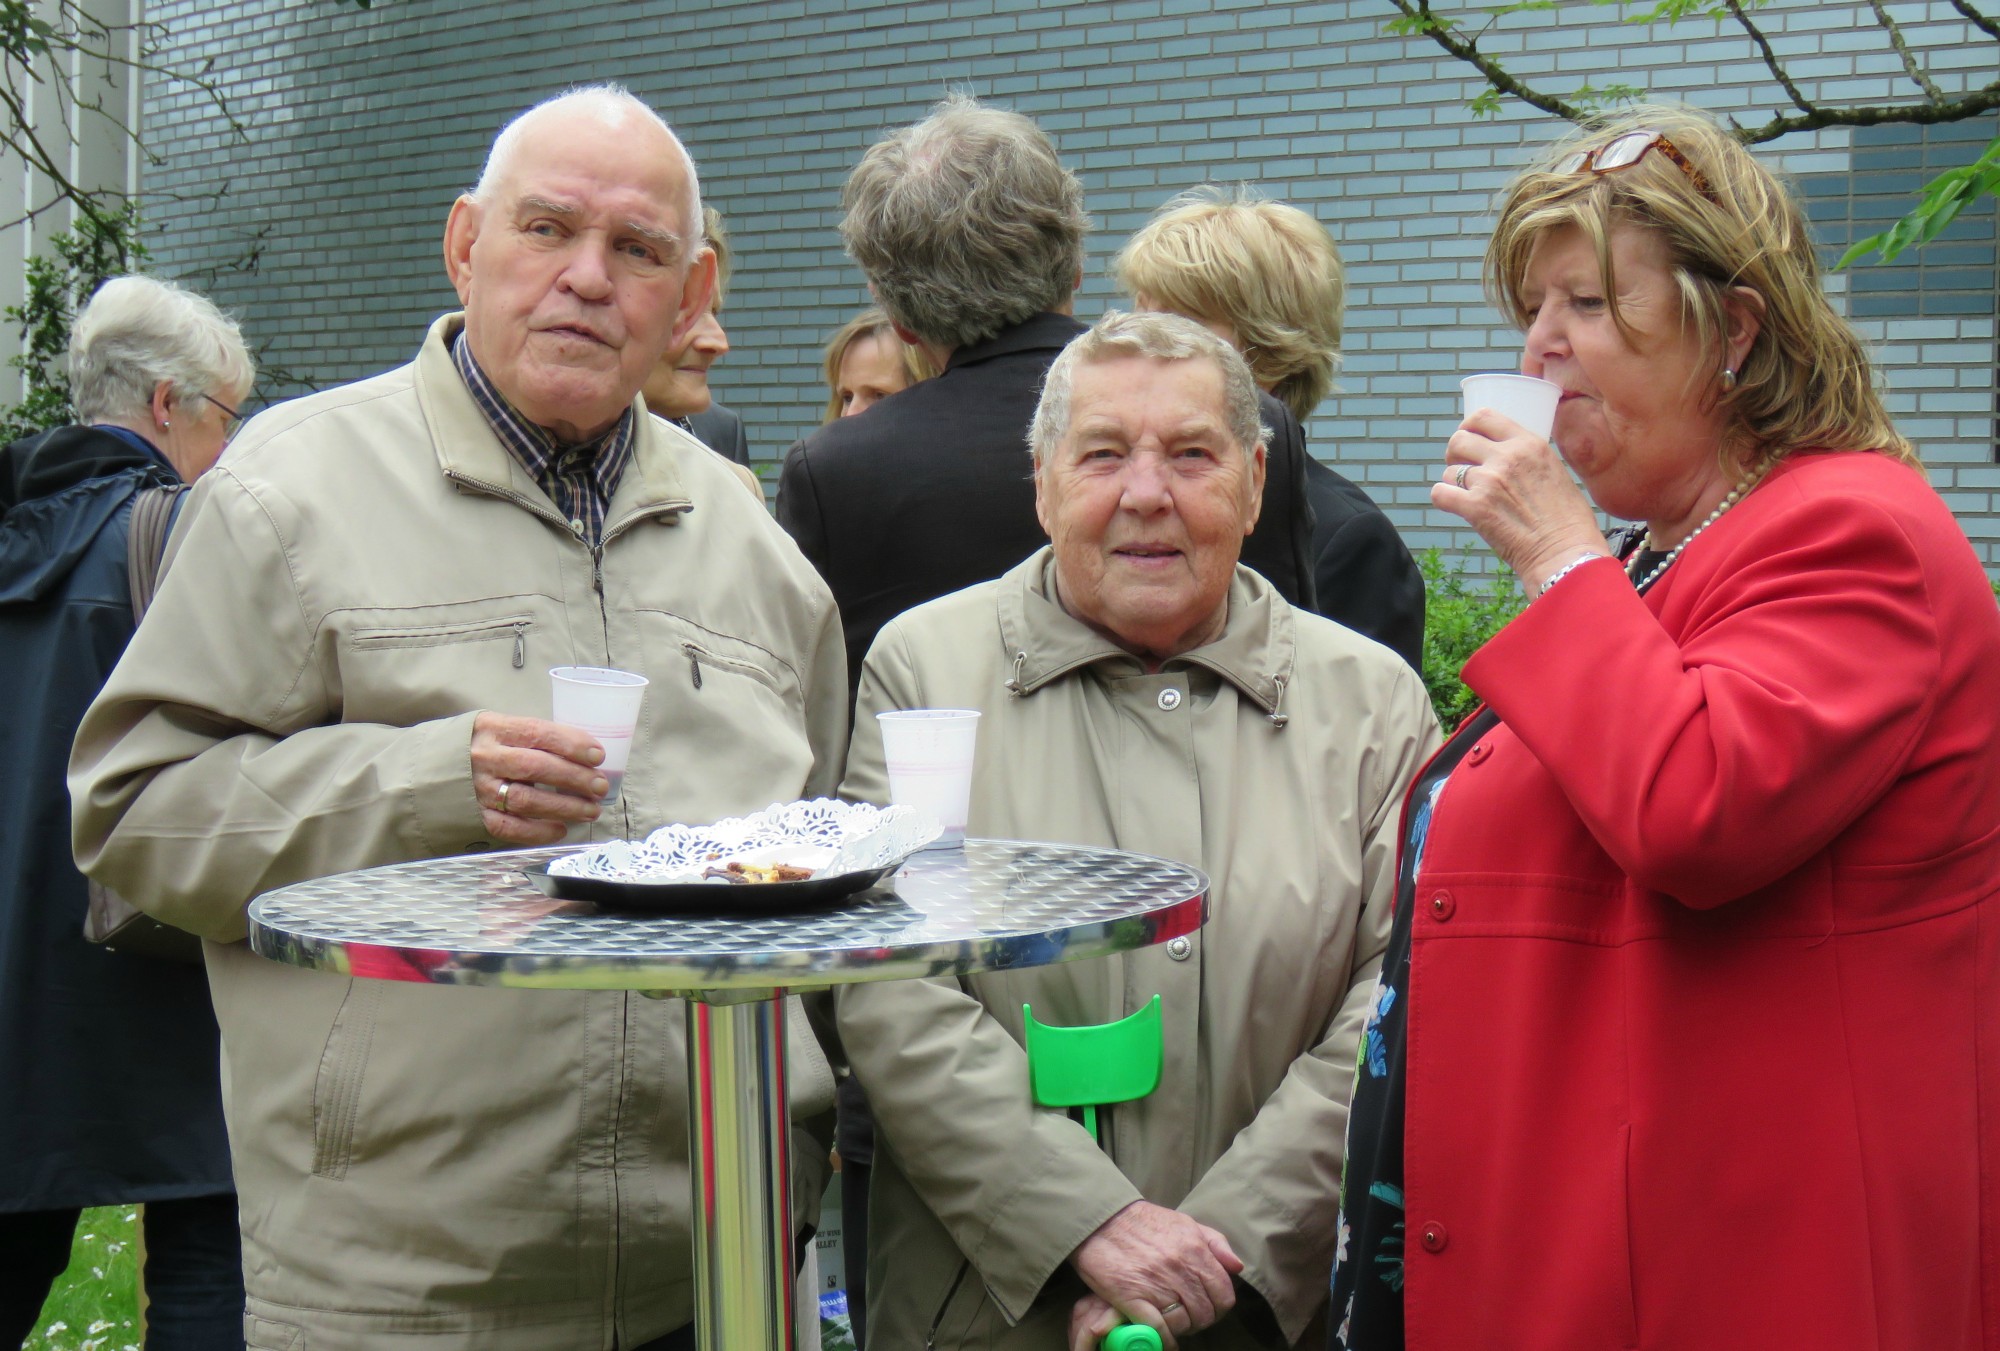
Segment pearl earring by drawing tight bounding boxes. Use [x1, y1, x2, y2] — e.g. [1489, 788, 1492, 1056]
[1720, 367, 1737, 393]
[161, 420, 170, 428]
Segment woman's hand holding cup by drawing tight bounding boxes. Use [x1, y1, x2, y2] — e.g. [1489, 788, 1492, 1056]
[1439, 375, 1611, 593]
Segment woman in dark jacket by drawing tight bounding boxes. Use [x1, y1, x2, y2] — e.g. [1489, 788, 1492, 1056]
[0, 274, 251, 1348]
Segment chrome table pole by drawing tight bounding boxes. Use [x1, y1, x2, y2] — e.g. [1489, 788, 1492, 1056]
[685, 991, 794, 1351]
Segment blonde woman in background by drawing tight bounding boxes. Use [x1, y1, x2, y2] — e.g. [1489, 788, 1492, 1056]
[821, 306, 937, 421]
[1117, 186, 1424, 668]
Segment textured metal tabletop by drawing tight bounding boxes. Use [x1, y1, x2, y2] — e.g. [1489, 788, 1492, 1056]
[248, 839, 1208, 996]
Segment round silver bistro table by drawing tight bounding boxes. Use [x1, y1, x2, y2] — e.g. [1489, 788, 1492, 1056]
[247, 839, 1208, 1351]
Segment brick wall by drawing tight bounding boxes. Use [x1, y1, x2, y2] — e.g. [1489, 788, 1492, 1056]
[139, 0, 1998, 575]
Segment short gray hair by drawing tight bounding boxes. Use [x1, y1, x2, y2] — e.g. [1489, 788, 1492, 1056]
[1030, 310, 1267, 466]
[840, 94, 1089, 352]
[69, 275, 254, 425]
[474, 84, 703, 259]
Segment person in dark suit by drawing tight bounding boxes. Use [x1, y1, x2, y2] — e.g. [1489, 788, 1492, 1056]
[1117, 186, 1425, 670]
[778, 97, 1315, 694]
[645, 206, 753, 473]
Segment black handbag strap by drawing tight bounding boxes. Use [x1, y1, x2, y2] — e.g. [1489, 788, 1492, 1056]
[124, 482, 189, 621]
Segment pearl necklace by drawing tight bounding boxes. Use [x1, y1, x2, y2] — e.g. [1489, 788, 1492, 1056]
[1627, 461, 1771, 594]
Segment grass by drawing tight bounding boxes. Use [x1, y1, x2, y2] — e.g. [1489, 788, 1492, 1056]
[22, 1207, 142, 1351]
[23, 1204, 859, 1350]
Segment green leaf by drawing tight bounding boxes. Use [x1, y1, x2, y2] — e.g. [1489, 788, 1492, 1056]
[1385, 11, 1452, 35]
[1836, 136, 2000, 268]
[1469, 86, 1505, 118]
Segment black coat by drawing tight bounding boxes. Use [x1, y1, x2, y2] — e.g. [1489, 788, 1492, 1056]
[684, 400, 749, 467]
[1298, 451, 1426, 673]
[775, 312, 1315, 696]
[0, 425, 232, 1212]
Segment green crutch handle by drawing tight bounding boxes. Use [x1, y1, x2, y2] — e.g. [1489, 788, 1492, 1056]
[1103, 1323, 1164, 1350]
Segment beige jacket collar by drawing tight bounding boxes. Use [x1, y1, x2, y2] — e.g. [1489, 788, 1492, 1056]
[413, 314, 693, 536]
[996, 547, 1298, 726]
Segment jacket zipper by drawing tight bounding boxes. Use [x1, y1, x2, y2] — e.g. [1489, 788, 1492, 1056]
[512, 622, 526, 669]
[925, 1257, 974, 1350]
[685, 643, 702, 690]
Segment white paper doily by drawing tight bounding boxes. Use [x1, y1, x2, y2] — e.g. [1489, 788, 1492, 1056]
[547, 799, 941, 884]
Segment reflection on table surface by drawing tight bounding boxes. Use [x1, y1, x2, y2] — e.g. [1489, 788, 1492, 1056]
[248, 838, 1207, 994]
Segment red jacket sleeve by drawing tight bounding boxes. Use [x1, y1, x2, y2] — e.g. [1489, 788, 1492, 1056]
[1461, 483, 1940, 908]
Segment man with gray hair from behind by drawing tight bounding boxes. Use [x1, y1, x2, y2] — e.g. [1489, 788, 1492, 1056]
[71, 84, 846, 1351]
[777, 93, 1094, 693]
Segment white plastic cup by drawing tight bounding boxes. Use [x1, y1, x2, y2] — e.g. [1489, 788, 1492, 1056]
[877, 709, 981, 849]
[549, 666, 648, 805]
[1460, 373, 1562, 442]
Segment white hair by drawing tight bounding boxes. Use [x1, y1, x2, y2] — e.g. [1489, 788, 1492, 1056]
[1030, 310, 1268, 465]
[68, 275, 254, 425]
[473, 84, 703, 257]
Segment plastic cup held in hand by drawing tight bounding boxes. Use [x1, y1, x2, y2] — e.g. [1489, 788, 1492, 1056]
[877, 709, 981, 849]
[1460, 372, 1562, 443]
[549, 666, 648, 805]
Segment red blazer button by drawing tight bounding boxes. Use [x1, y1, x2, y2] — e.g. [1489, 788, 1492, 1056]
[1420, 1222, 1449, 1253]
[1467, 742, 1491, 764]
[1428, 890, 1455, 921]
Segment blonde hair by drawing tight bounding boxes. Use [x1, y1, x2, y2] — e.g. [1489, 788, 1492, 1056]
[820, 307, 938, 423]
[1487, 104, 1913, 472]
[1114, 185, 1344, 423]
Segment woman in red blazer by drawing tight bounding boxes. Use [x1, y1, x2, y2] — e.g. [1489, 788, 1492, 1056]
[1330, 105, 2000, 1351]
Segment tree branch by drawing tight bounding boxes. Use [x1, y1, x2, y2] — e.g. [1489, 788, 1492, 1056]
[1864, 0, 1950, 104]
[1946, 0, 2000, 41]
[1387, 0, 1593, 122]
[1723, 0, 1822, 117]
[1736, 81, 2000, 143]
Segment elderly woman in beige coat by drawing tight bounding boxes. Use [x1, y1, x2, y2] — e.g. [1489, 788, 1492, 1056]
[835, 311, 1440, 1350]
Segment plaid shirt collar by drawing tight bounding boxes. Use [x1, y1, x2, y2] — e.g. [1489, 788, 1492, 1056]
[451, 330, 635, 545]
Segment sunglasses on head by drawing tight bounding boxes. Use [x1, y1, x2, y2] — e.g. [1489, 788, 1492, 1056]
[1556, 129, 1718, 205]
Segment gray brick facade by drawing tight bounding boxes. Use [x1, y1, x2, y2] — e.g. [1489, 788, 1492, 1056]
[137, 0, 1998, 574]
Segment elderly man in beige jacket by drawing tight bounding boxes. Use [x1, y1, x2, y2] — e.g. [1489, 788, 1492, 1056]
[69, 86, 844, 1351]
[834, 311, 1440, 1350]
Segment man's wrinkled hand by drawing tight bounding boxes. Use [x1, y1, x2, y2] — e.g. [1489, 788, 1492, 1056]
[470, 712, 608, 845]
[1069, 1200, 1242, 1349]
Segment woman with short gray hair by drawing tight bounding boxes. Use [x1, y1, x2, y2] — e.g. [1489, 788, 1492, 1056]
[65, 273, 254, 482]
[0, 271, 251, 1350]
[834, 310, 1440, 1350]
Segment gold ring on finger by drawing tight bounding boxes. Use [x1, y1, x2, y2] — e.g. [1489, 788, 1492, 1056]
[497, 780, 512, 814]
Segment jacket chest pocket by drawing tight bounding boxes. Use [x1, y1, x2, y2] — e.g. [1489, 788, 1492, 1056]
[623, 611, 815, 818]
[337, 601, 551, 725]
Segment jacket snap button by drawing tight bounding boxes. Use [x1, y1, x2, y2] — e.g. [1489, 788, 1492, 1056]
[1429, 890, 1455, 921]
[1166, 936, 1192, 960]
[1157, 688, 1182, 711]
[1420, 1222, 1448, 1253]
[1467, 742, 1491, 764]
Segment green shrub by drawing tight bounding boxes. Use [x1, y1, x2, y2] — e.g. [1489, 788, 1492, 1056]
[1, 205, 146, 445]
[1419, 548, 1526, 731]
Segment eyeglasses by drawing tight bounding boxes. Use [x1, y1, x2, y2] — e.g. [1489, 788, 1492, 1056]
[202, 393, 243, 438]
[1556, 129, 1717, 204]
